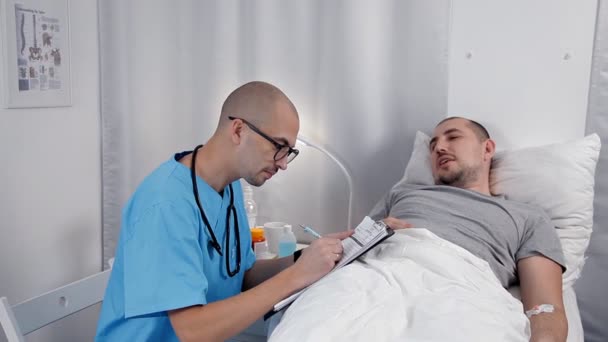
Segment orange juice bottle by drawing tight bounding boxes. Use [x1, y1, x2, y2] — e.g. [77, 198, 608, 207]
[250, 227, 266, 249]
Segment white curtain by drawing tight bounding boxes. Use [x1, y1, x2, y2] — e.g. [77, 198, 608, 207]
[98, 0, 450, 266]
[578, 1, 608, 341]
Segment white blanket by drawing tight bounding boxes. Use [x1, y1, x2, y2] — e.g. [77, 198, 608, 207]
[269, 229, 530, 342]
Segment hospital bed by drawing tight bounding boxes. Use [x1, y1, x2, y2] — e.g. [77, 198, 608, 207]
[262, 132, 600, 341]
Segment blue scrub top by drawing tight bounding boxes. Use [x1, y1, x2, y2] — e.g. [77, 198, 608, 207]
[96, 151, 256, 341]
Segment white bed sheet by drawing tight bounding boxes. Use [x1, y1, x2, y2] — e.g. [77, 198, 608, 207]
[270, 229, 531, 342]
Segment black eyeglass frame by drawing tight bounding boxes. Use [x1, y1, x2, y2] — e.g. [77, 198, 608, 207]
[228, 116, 299, 163]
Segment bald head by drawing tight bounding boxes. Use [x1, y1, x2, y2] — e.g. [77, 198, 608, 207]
[209, 81, 299, 187]
[218, 81, 298, 129]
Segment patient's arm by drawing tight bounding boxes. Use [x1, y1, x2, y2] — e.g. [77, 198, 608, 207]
[517, 256, 567, 342]
[382, 217, 413, 230]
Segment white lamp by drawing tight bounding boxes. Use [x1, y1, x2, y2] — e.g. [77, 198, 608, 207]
[296, 135, 354, 230]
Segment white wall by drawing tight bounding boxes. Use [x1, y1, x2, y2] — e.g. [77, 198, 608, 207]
[447, 0, 597, 149]
[0, 0, 101, 340]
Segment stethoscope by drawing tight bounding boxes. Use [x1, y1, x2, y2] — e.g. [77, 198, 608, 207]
[190, 145, 241, 277]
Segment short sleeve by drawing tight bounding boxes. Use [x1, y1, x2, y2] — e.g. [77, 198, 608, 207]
[516, 211, 567, 273]
[124, 202, 208, 318]
[232, 181, 257, 271]
[241, 226, 256, 271]
[369, 191, 391, 221]
[244, 246, 256, 271]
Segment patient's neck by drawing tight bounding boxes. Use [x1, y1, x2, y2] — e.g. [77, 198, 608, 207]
[459, 176, 492, 197]
[462, 183, 491, 196]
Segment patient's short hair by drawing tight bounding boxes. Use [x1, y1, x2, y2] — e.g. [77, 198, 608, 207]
[438, 117, 490, 142]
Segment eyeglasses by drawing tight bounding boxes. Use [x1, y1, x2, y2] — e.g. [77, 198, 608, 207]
[229, 116, 299, 163]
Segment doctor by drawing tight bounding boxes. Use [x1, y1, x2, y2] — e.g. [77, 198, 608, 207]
[96, 81, 351, 341]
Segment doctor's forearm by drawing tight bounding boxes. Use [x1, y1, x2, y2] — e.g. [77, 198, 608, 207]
[169, 266, 304, 342]
[242, 257, 294, 290]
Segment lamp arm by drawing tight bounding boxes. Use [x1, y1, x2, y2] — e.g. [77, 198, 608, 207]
[297, 136, 353, 229]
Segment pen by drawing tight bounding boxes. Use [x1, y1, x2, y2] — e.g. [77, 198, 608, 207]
[299, 224, 322, 239]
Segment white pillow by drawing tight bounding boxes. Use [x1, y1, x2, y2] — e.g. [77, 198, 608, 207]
[401, 131, 601, 288]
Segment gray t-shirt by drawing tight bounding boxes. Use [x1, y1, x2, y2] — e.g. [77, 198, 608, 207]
[369, 183, 566, 288]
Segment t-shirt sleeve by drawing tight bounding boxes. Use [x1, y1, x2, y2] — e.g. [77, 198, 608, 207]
[241, 226, 256, 271]
[516, 211, 567, 273]
[123, 201, 208, 318]
[369, 191, 391, 221]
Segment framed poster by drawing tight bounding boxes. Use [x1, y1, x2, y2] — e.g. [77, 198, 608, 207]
[1, 0, 71, 108]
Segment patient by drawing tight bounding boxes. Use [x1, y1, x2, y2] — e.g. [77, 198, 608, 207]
[370, 117, 567, 342]
[270, 117, 568, 342]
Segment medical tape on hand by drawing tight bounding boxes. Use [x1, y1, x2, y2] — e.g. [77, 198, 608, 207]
[525, 304, 555, 318]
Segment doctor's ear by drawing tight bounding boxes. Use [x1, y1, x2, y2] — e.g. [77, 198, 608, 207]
[229, 118, 245, 145]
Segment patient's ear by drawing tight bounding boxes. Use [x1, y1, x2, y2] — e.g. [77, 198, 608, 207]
[484, 139, 496, 161]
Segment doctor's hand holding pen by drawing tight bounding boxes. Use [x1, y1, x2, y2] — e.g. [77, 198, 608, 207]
[289, 228, 353, 289]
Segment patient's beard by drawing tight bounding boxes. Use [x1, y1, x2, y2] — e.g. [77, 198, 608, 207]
[436, 164, 480, 188]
